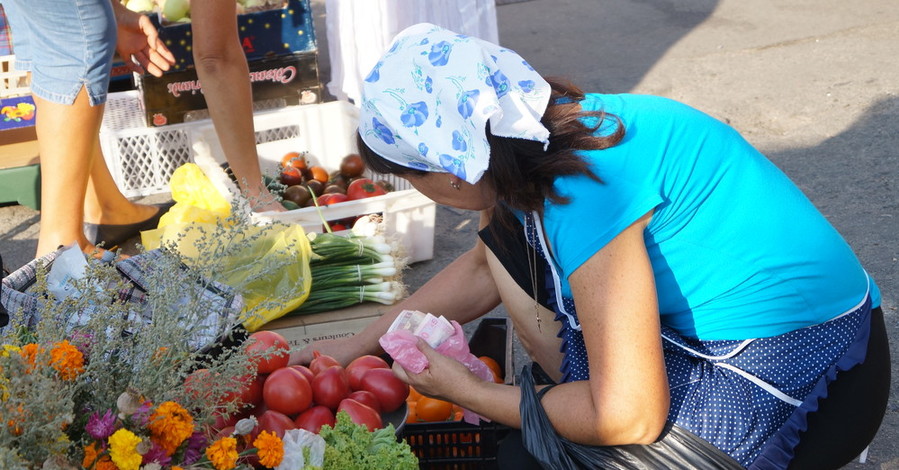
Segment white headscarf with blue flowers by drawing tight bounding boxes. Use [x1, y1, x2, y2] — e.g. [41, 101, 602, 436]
[358, 23, 551, 185]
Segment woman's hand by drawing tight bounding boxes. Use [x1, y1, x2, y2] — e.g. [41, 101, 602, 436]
[390, 338, 479, 403]
[111, 2, 176, 77]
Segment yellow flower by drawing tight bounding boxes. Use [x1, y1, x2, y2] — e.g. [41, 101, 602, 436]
[0, 376, 8, 401]
[49, 340, 85, 380]
[206, 436, 239, 470]
[253, 430, 285, 468]
[148, 401, 194, 455]
[0, 344, 20, 356]
[109, 428, 144, 470]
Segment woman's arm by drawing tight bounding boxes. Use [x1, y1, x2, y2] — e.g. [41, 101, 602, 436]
[395, 211, 669, 446]
[189, 2, 284, 212]
[548, 210, 668, 444]
[291, 210, 503, 365]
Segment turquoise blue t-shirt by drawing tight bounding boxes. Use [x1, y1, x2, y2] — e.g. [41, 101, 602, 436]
[538, 93, 879, 340]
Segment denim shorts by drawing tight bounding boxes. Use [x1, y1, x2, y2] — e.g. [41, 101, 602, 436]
[2, 0, 116, 106]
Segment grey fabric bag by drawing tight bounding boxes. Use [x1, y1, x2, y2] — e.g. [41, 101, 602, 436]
[0, 248, 243, 351]
[517, 363, 744, 470]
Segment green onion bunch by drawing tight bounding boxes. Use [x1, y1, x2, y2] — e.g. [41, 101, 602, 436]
[289, 232, 407, 314]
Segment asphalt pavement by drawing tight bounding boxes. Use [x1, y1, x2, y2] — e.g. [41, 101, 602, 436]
[1, 0, 897, 467]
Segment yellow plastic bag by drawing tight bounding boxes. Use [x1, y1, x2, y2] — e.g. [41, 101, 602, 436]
[142, 163, 312, 331]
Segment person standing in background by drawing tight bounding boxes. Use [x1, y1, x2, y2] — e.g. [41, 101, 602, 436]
[1, 0, 176, 257]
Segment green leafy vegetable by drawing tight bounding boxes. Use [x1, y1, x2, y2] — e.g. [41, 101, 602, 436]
[318, 411, 418, 470]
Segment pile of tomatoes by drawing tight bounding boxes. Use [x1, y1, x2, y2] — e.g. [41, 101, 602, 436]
[405, 355, 504, 424]
[278, 152, 392, 209]
[189, 330, 410, 441]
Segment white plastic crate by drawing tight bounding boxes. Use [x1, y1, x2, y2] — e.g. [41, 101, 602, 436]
[98, 91, 328, 198]
[192, 100, 437, 263]
[99, 91, 197, 198]
[1, 55, 30, 98]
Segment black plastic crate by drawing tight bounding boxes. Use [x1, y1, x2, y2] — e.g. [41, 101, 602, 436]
[404, 420, 512, 470]
[403, 317, 514, 469]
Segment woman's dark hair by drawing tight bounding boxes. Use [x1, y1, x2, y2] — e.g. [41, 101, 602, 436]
[356, 77, 625, 231]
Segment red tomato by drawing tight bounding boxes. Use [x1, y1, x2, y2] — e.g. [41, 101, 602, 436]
[339, 153, 366, 178]
[328, 222, 348, 232]
[254, 409, 296, 439]
[183, 368, 214, 402]
[290, 365, 315, 383]
[222, 373, 264, 409]
[346, 355, 390, 391]
[245, 331, 290, 374]
[316, 193, 349, 206]
[281, 151, 308, 170]
[309, 351, 341, 375]
[346, 178, 388, 200]
[280, 166, 304, 186]
[338, 398, 382, 432]
[359, 368, 409, 413]
[311, 366, 351, 410]
[294, 405, 336, 434]
[263, 367, 313, 416]
[212, 407, 250, 432]
[348, 390, 381, 413]
[479, 356, 504, 383]
[215, 425, 236, 440]
[309, 165, 330, 184]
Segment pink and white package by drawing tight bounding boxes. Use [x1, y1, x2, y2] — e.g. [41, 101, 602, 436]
[379, 315, 495, 424]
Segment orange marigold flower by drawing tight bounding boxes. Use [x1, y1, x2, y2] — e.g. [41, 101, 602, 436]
[82, 442, 100, 468]
[19, 343, 42, 371]
[206, 436, 239, 470]
[6, 403, 25, 436]
[148, 401, 195, 455]
[50, 340, 85, 380]
[95, 458, 118, 470]
[152, 346, 169, 362]
[253, 430, 285, 468]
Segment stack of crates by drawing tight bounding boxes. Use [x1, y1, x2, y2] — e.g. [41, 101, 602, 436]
[133, 0, 321, 127]
[99, 0, 322, 197]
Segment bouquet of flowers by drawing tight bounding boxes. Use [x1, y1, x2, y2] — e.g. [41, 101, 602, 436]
[0, 208, 315, 469]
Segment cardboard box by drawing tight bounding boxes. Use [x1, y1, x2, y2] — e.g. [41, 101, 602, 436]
[153, 0, 316, 73]
[135, 51, 322, 127]
[260, 301, 390, 349]
[0, 128, 38, 168]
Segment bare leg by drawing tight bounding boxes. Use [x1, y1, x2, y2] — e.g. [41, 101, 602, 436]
[486, 248, 564, 383]
[82, 140, 157, 226]
[34, 87, 158, 257]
